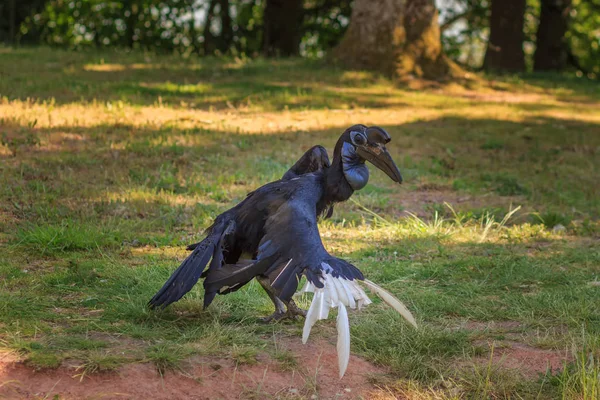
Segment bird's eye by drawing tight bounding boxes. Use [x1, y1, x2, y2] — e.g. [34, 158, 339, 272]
[351, 132, 367, 146]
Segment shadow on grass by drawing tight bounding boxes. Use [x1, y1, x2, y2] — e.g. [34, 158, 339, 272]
[2, 113, 598, 227]
[1, 49, 405, 110]
[1, 48, 599, 110]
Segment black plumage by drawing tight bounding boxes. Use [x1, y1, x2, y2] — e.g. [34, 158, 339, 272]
[148, 125, 403, 320]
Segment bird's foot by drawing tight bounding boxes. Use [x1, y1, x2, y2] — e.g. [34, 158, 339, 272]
[259, 303, 307, 323]
[286, 301, 307, 319]
[259, 310, 287, 323]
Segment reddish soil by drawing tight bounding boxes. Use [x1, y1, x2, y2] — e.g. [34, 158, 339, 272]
[0, 338, 387, 400]
[490, 341, 568, 377]
[460, 322, 569, 378]
[470, 338, 569, 379]
[390, 185, 525, 219]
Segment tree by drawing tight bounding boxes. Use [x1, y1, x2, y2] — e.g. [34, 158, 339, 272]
[333, 0, 461, 79]
[0, 0, 47, 44]
[263, 0, 304, 56]
[567, 0, 600, 76]
[302, 0, 353, 57]
[534, 0, 572, 71]
[123, 0, 139, 49]
[203, 0, 218, 54]
[204, 0, 234, 54]
[437, 0, 491, 68]
[218, 0, 233, 53]
[483, 0, 526, 72]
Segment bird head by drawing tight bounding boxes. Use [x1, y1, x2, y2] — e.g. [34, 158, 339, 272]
[338, 125, 403, 185]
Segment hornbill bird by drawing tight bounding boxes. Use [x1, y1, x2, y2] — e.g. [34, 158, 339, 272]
[149, 125, 417, 377]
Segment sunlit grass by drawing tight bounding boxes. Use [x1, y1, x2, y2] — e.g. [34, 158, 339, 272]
[0, 47, 599, 398]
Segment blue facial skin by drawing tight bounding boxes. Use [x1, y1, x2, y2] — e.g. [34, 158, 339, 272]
[341, 142, 369, 190]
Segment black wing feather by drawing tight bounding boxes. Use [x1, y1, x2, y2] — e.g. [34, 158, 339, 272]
[282, 145, 330, 180]
[148, 218, 235, 309]
[148, 238, 215, 308]
[256, 184, 363, 303]
[282, 145, 334, 220]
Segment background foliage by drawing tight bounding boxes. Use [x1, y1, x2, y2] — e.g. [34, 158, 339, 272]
[2, 0, 598, 75]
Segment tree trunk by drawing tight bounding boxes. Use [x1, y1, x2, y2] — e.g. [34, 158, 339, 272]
[483, 0, 526, 72]
[217, 0, 233, 53]
[189, 3, 201, 55]
[534, 0, 572, 71]
[9, 0, 16, 44]
[1, 0, 47, 45]
[333, 0, 461, 80]
[263, 0, 303, 57]
[203, 0, 217, 55]
[124, 0, 138, 49]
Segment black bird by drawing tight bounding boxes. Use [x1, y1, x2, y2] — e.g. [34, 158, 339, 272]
[149, 125, 417, 376]
[151, 143, 334, 321]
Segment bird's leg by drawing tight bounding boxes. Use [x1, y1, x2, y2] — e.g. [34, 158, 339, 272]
[256, 276, 286, 322]
[256, 276, 307, 322]
[285, 298, 307, 318]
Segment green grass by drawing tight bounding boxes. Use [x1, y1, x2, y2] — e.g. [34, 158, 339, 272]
[74, 352, 128, 380]
[1, 47, 599, 398]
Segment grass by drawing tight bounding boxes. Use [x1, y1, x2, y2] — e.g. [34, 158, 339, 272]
[73, 352, 128, 380]
[145, 343, 191, 376]
[0, 46, 599, 398]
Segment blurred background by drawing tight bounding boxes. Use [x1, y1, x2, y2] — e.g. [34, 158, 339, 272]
[1, 0, 598, 78]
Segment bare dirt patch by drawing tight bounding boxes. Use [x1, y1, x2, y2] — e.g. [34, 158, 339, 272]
[458, 322, 569, 379]
[475, 340, 569, 378]
[0, 338, 388, 400]
[392, 188, 520, 219]
[495, 341, 568, 377]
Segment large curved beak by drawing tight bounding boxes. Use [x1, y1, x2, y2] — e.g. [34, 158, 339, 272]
[356, 145, 403, 183]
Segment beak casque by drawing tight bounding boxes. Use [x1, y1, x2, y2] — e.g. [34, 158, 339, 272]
[355, 126, 402, 183]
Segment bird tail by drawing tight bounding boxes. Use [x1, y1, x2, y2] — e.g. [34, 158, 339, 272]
[148, 218, 235, 309]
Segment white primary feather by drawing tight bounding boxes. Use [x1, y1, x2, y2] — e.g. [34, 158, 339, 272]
[302, 291, 323, 343]
[324, 274, 339, 307]
[318, 289, 330, 319]
[332, 277, 350, 307]
[340, 279, 357, 309]
[347, 281, 371, 310]
[303, 282, 315, 292]
[361, 279, 417, 328]
[336, 302, 350, 379]
[301, 274, 415, 379]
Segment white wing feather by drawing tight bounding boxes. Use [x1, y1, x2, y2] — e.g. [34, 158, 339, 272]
[336, 302, 350, 379]
[300, 274, 416, 378]
[361, 279, 417, 328]
[340, 280, 357, 309]
[324, 274, 339, 307]
[318, 289, 330, 319]
[302, 291, 323, 343]
[332, 278, 350, 307]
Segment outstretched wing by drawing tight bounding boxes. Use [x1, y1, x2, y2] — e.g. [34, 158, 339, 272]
[255, 194, 416, 378]
[199, 180, 416, 378]
[252, 189, 359, 296]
